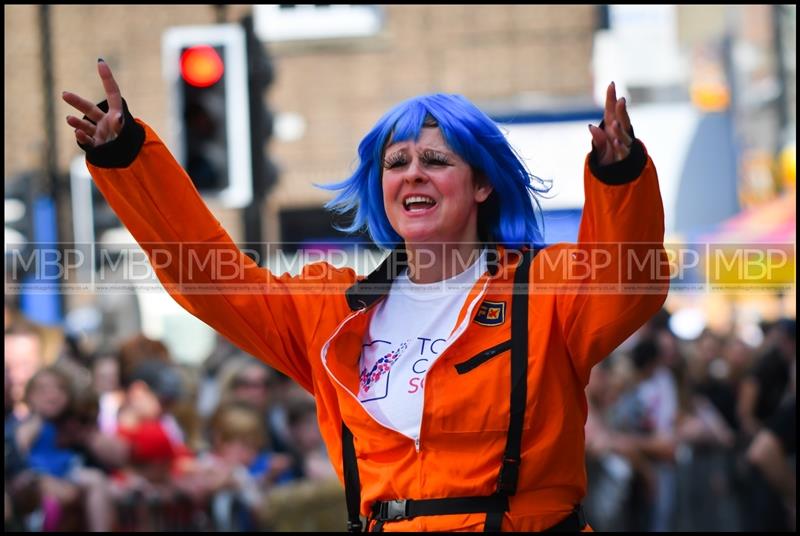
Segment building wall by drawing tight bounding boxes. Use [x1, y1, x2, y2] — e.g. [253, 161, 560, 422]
[5, 5, 597, 242]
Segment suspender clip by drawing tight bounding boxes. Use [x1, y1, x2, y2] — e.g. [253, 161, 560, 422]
[378, 499, 409, 520]
[497, 457, 520, 494]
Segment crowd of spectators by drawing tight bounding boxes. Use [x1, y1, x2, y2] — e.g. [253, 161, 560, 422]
[4, 301, 338, 532]
[584, 309, 796, 532]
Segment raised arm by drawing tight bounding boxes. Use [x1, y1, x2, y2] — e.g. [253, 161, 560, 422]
[554, 82, 670, 384]
[61, 61, 352, 391]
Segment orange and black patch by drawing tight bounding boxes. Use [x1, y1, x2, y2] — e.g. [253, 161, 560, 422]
[473, 300, 506, 326]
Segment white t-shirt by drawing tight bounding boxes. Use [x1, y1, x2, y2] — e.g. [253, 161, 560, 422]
[357, 250, 487, 440]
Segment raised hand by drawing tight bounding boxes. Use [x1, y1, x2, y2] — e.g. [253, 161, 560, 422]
[62, 59, 124, 148]
[588, 82, 634, 166]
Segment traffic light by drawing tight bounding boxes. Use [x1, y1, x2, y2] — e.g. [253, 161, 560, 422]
[162, 24, 252, 208]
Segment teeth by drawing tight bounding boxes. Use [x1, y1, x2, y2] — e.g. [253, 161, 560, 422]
[404, 196, 435, 208]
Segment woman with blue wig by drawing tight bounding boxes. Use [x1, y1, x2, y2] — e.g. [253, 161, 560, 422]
[64, 60, 668, 532]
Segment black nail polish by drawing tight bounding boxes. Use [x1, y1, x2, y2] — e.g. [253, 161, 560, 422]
[98, 58, 104, 63]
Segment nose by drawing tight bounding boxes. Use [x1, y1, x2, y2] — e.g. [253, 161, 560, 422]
[402, 158, 428, 184]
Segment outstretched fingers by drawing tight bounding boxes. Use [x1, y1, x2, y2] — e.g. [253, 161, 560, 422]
[66, 115, 97, 136]
[588, 124, 608, 150]
[97, 59, 123, 117]
[615, 96, 632, 134]
[75, 129, 95, 147]
[62, 59, 125, 146]
[62, 91, 105, 124]
[604, 81, 617, 128]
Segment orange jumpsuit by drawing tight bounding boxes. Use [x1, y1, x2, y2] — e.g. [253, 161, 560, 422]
[86, 114, 669, 531]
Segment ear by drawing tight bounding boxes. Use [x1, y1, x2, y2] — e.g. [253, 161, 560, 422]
[473, 171, 493, 203]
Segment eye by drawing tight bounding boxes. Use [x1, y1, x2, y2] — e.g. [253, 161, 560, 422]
[383, 153, 407, 169]
[421, 150, 451, 166]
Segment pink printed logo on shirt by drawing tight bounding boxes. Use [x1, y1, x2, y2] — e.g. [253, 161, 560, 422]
[359, 340, 408, 400]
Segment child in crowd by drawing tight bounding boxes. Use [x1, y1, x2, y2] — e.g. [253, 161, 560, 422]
[14, 366, 115, 531]
[193, 402, 292, 529]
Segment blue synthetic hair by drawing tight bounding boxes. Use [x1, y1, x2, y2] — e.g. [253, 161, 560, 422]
[319, 93, 550, 249]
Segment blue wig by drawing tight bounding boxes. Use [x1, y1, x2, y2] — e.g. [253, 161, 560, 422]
[320, 93, 549, 249]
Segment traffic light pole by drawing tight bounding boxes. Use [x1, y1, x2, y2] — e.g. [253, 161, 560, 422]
[38, 6, 71, 242]
[242, 15, 277, 265]
[27, 4, 65, 325]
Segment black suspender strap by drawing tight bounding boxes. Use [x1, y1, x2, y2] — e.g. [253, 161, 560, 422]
[371, 495, 509, 520]
[342, 423, 363, 532]
[497, 247, 535, 495]
[485, 247, 536, 532]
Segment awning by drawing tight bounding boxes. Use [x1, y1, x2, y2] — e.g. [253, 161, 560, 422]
[686, 192, 796, 290]
[695, 192, 796, 244]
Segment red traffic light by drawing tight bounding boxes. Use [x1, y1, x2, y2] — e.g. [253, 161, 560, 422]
[180, 45, 224, 88]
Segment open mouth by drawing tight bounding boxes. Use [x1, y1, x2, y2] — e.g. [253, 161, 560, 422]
[403, 195, 437, 212]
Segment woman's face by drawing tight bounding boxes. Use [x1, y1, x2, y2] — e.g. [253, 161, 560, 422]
[217, 439, 259, 467]
[28, 373, 70, 420]
[231, 366, 271, 411]
[92, 357, 120, 395]
[382, 127, 492, 245]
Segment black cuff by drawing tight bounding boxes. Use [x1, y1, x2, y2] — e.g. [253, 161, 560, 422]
[80, 98, 145, 168]
[588, 121, 647, 186]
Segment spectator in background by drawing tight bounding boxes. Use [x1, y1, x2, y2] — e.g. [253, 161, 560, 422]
[91, 352, 121, 396]
[674, 333, 740, 531]
[196, 335, 243, 422]
[5, 365, 41, 531]
[196, 402, 292, 530]
[5, 318, 46, 419]
[4, 299, 18, 332]
[768, 318, 797, 363]
[743, 342, 796, 532]
[584, 355, 633, 532]
[90, 351, 127, 437]
[604, 337, 678, 531]
[116, 359, 188, 452]
[746, 394, 796, 532]
[117, 333, 172, 388]
[111, 358, 199, 527]
[690, 330, 740, 434]
[14, 366, 115, 531]
[722, 336, 754, 389]
[114, 335, 189, 442]
[285, 391, 337, 482]
[218, 357, 290, 455]
[738, 319, 796, 439]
